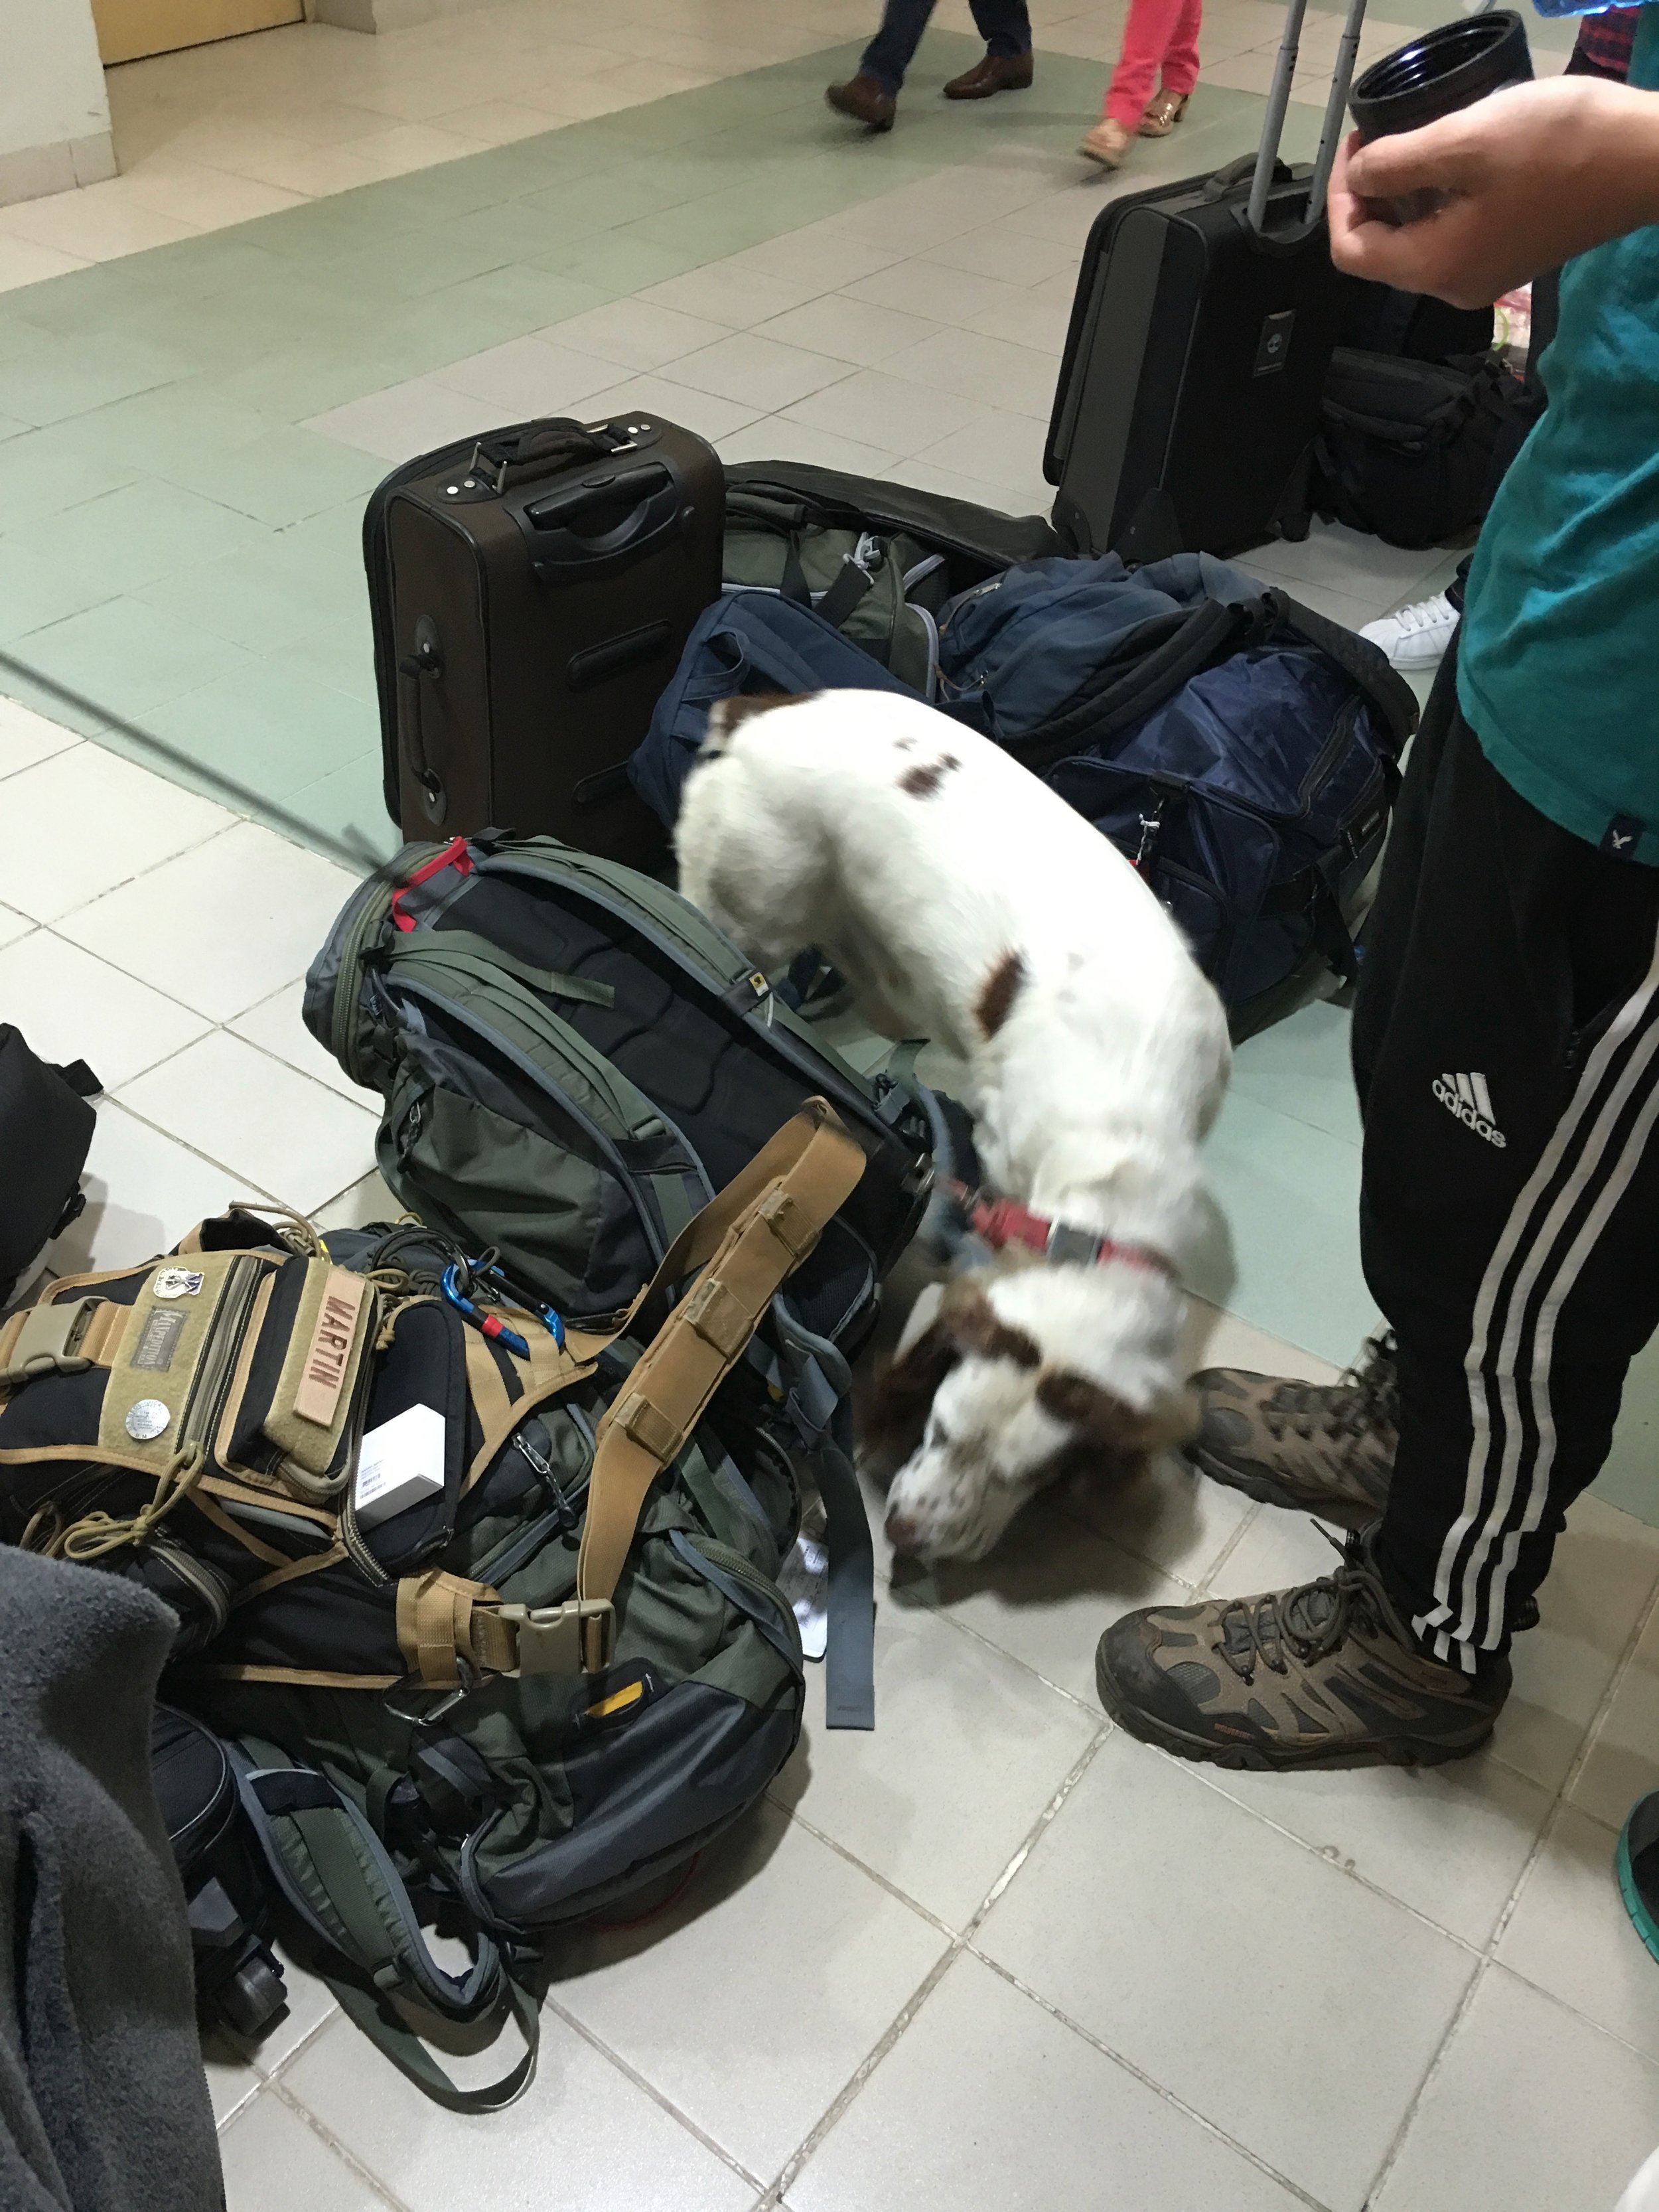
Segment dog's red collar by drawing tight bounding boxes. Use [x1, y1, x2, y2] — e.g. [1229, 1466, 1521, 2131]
[937, 1179, 1176, 1280]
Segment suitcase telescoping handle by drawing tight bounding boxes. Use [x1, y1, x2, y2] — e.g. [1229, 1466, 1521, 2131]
[1245, 0, 1369, 237]
[522, 459, 687, 582]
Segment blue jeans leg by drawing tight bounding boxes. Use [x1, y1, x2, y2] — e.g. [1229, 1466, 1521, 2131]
[969, 0, 1032, 58]
[859, 0, 936, 92]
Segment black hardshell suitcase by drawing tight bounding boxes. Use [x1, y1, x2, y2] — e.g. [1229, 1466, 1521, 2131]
[1045, 0, 1369, 563]
[152, 1704, 288, 2042]
[366, 413, 724, 869]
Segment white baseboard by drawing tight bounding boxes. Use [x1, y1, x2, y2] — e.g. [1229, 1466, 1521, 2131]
[0, 130, 118, 210]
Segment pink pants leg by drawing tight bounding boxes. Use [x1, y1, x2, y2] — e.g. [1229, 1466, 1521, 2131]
[1104, 0, 1202, 125]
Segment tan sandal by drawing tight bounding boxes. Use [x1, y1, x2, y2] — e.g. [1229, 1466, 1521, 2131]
[1079, 117, 1133, 169]
[1138, 90, 1189, 137]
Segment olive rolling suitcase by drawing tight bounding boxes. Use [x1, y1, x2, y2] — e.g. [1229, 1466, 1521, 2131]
[367, 413, 724, 869]
[1045, 0, 1368, 563]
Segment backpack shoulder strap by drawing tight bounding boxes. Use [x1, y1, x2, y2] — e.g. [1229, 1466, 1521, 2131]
[228, 1743, 538, 2114]
[1267, 587, 1419, 761]
[1007, 597, 1262, 774]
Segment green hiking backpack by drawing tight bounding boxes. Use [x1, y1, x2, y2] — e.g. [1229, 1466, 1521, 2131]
[304, 832, 935, 1727]
[721, 482, 952, 696]
[0, 1106, 863, 2110]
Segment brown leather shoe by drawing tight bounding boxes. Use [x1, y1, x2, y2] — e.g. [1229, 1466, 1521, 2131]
[943, 50, 1034, 98]
[826, 74, 897, 129]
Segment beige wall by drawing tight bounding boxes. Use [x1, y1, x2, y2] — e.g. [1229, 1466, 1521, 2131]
[0, 0, 116, 208]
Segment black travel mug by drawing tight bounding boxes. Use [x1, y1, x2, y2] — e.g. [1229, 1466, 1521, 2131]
[1348, 10, 1534, 223]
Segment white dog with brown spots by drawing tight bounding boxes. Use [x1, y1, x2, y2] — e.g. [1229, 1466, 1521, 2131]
[675, 689, 1231, 1565]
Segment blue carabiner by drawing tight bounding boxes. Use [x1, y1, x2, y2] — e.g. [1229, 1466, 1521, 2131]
[440, 1262, 530, 1359]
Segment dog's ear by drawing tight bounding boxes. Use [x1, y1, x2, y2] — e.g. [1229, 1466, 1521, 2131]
[861, 1321, 963, 1467]
[1035, 1371, 1200, 1477]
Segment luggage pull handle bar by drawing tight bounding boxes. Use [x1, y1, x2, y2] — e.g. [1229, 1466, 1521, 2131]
[1245, 0, 1369, 238]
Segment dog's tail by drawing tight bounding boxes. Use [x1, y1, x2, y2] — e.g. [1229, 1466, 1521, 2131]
[703, 691, 816, 757]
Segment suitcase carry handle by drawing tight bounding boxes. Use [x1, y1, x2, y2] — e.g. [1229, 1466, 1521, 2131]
[522, 461, 686, 581]
[1245, 0, 1368, 238]
[396, 613, 447, 826]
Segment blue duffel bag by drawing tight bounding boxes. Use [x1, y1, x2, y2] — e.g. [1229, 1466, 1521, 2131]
[935, 552, 1418, 1035]
[628, 587, 916, 829]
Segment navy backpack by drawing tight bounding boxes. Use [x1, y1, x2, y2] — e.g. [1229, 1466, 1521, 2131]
[934, 553, 1417, 1032]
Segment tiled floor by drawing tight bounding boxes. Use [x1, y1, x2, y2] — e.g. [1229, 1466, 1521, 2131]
[1, 1, 1653, 2207]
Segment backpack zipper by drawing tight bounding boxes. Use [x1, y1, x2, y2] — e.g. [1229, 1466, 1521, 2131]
[178, 1254, 269, 1457]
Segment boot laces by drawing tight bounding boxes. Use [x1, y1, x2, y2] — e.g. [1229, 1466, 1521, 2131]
[1263, 1333, 1397, 1449]
[1215, 1532, 1384, 1682]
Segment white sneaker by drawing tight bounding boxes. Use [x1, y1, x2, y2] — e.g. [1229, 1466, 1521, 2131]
[1360, 591, 1459, 670]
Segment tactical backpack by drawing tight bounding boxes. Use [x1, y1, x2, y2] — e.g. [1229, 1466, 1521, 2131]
[1311, 348, 1542, 550]
[0, 1105, 864, 2109]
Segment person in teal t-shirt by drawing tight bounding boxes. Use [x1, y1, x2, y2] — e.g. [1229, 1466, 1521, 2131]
[1092, 42, 1659, 1770]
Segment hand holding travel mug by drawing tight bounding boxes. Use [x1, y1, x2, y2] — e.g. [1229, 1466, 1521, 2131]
[1348, 11, 1534, 224]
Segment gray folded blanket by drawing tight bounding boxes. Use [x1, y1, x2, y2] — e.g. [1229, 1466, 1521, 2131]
[0, 1548, 222, 2212]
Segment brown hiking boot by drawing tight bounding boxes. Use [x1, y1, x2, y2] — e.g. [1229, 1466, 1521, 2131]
[943, 51, 1034, 98]
[1183, 1333, 1398, 1530]
[826, 74, 897, 130]
[1096, 1534, 1509, 1770]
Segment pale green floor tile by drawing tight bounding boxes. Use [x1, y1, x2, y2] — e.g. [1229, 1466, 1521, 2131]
[0, 480, 268, 641]
[1229, 997, 1364, 1148]
[161, 426, 387, 530]
[0, 331, 181, 430]
[9, 596, 255, 721]
[209, 342, 419, 424]
[134, 540, 360, 653]
[1193, 1087, 1378, 1364]
[143, 659, 379, 799]
[59, 380, 277, 473]
[278, 750, 401, 868]
[277, 617, 378, 708]
[0, 429, 146, 549]
[0, 646, 119, 741]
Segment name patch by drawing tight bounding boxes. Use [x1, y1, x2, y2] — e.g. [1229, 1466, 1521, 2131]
[293, 1270, 366, 1428]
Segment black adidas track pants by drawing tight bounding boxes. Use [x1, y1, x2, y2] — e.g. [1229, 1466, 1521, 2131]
[1352, 645, 1659, 1669]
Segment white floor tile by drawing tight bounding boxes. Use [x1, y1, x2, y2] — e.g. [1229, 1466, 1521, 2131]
[1498, 1804, 1659, 2062]
[0, 905, 31, 952]
[228, 978, 378, 1108]
[908, 404, 1048, 497]
[794, 1951, 1308, 2212]
[283, 2009, 754, 2212]
[977, 1732, 1478, 2212]
[773, 1599, 1100, 1929]
[553, 1802, 948, 2177]
[1202, 1748, 1556, 1950]
[753, 295, 946, 370]
[1574, 1597, 1659, 1830]
[893, 1489, 1188, 1705]
[218, 2088, 391, 2211]
[551, 297, 732, 373]
[922, 220, 1080, 289]
[1246, 518, 1451, 600]
[116, 1031, 378, 1216]
[780, 368, 986, 461]
[58, 820, 360, 1023]
[844, 258, 1030, 332]
[0, 234, 92, 293]
[0, 930, 209, 1089]
[662, 331, 854, 415]
[305, 377, 504, 463]
[1503, 1496, 1659, 1797]
[716, 417, 901, 478]
[572, 372, 764, 445]
[431, 336, 620, 416]
[0, 697, 82, 780]
[0, 746, 233, 924]
[730, 228, 904, 296]
[202, 2037, 263, 2129]
[313, 1169, 401, 1236]
[46, 1098, 271, 1276]
[1372, 1965, 1659, 2212]
[641, 261, 828, 331]
[882, 326, 1058, 422]
[1060, 1442, 1256, 1590]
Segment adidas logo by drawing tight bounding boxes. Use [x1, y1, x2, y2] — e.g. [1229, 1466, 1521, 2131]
[1433, 1071, 1506, 1148]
